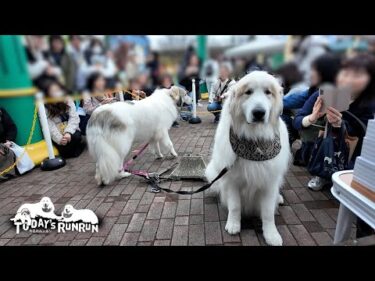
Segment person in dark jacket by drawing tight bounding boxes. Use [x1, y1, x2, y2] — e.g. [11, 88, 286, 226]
[292, 54, 342, 167]
[146, 51, 160, 87]
[178, 52, 201, 106]
[322, 54, 375, 238]
[44, 35, 77, 92]
[0, 108, 17, 179]
[276, 62, 307, 144]
[0, 107, 17, 144]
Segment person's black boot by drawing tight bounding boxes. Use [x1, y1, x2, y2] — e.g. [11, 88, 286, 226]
[214, 114, 220, 123]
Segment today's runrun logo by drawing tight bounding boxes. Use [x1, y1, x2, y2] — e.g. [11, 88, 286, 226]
[10, 197, 99, 234]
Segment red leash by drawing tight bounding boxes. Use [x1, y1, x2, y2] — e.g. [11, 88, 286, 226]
[122, 143, 150, 176]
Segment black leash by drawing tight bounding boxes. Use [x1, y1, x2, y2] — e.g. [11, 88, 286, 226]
[135, 167, 228, 194]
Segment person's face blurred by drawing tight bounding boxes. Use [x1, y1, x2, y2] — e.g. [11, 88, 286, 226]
[48, 84, 65, 98]
[162, 77, 172, 88]
[52, 39, 64, 53]
[29, 36, 44, 50]
[147, 53, 155, 61]
[189, 55, 199, 67]
[310, 67, 321, 87]
[138, 74, 148, 86]
[94, 76, 106, 91]
[71, 37, 81, 49]
[219, 66, 230, 80]
[336, 68, 370, 99]
[92, 43, 103, 55]
[130, 81, 140, 90]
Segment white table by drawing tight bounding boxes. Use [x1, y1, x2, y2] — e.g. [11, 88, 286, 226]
[331, 170, 375, 244]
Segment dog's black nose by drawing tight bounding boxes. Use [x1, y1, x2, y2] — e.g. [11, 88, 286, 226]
[252, 109, 266, 121]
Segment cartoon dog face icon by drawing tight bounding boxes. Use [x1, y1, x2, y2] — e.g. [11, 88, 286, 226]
[40, 197, 54, 214]
[11, 208, 32, 226]
[11, 197, 59, 222]
[62, 204, 74, 219]
[61, 204, 98, 224]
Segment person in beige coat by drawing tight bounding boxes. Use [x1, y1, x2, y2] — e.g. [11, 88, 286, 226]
[207, 61, 236, 123]
[42, 80, 85, 158]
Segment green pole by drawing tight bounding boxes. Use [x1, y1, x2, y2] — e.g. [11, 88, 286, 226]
[0, 35, 43, 145]
[197, 35, 208, 95]
[197, 35, 208, 62]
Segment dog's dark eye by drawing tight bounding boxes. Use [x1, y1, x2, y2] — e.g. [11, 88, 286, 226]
[265, 89, 272, 95]
[245, 89, 253, 95]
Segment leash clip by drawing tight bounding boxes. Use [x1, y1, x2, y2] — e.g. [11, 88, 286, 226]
[148, 177, 161, 193]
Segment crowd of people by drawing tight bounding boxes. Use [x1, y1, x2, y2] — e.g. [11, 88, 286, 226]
[275, 37, 375, 238]
[1, 35, 374, 239]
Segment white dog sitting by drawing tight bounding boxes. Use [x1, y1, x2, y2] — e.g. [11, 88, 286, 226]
[205, 71, 291, 246]
[11, 197, 59, 225]
[61, 204, 98, 224]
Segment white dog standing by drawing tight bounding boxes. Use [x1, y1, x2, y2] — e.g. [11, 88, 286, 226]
[61, 204, 98, 224]
[205, 71, 291, 246]
[86, 86, 192, 186]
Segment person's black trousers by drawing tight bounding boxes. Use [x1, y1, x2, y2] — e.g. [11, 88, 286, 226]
[54, 131, 85, 159]
[79, 115, 90, 136]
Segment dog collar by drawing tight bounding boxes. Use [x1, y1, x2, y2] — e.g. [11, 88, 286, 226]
[229, 127, 281, 161]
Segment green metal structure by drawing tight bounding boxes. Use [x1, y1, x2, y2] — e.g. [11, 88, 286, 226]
[197, 35, 208, 96]
[0, 35, 57, 165]
[197, 35, 208, 62]
[0, 35, 43, 145]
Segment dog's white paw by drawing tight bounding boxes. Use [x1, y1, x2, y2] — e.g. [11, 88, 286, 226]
[278, 194, 284, 205]
[119, 171, 132, 178]
[171, 151, 178, 158]
[155, 154, 164, 160]
[263, 229, 283, 246]
[225, 220, 241, 235]
[95, 174, 102, 186]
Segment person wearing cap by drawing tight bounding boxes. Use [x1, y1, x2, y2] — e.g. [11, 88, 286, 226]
[207, 61, 236, 123]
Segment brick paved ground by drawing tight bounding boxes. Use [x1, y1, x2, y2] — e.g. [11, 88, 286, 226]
[0, 104, 355, 246]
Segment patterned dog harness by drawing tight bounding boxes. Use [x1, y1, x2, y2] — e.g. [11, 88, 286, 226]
[229, 127, 281, 161]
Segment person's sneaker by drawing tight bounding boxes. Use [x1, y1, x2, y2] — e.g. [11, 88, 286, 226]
[307, 176, 325, 191]
[214, 115, 220, 123]
[172, 121, 180, 128]
[291, 139, 302, 154]
[197, 102, 203, 107]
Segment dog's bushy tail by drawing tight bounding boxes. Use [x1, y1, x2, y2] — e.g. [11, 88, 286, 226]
[86, 110, 126, 185]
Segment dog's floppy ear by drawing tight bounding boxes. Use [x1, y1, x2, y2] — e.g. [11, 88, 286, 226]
[169, 86, 182, 101]
[220, 87, 235, 99]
